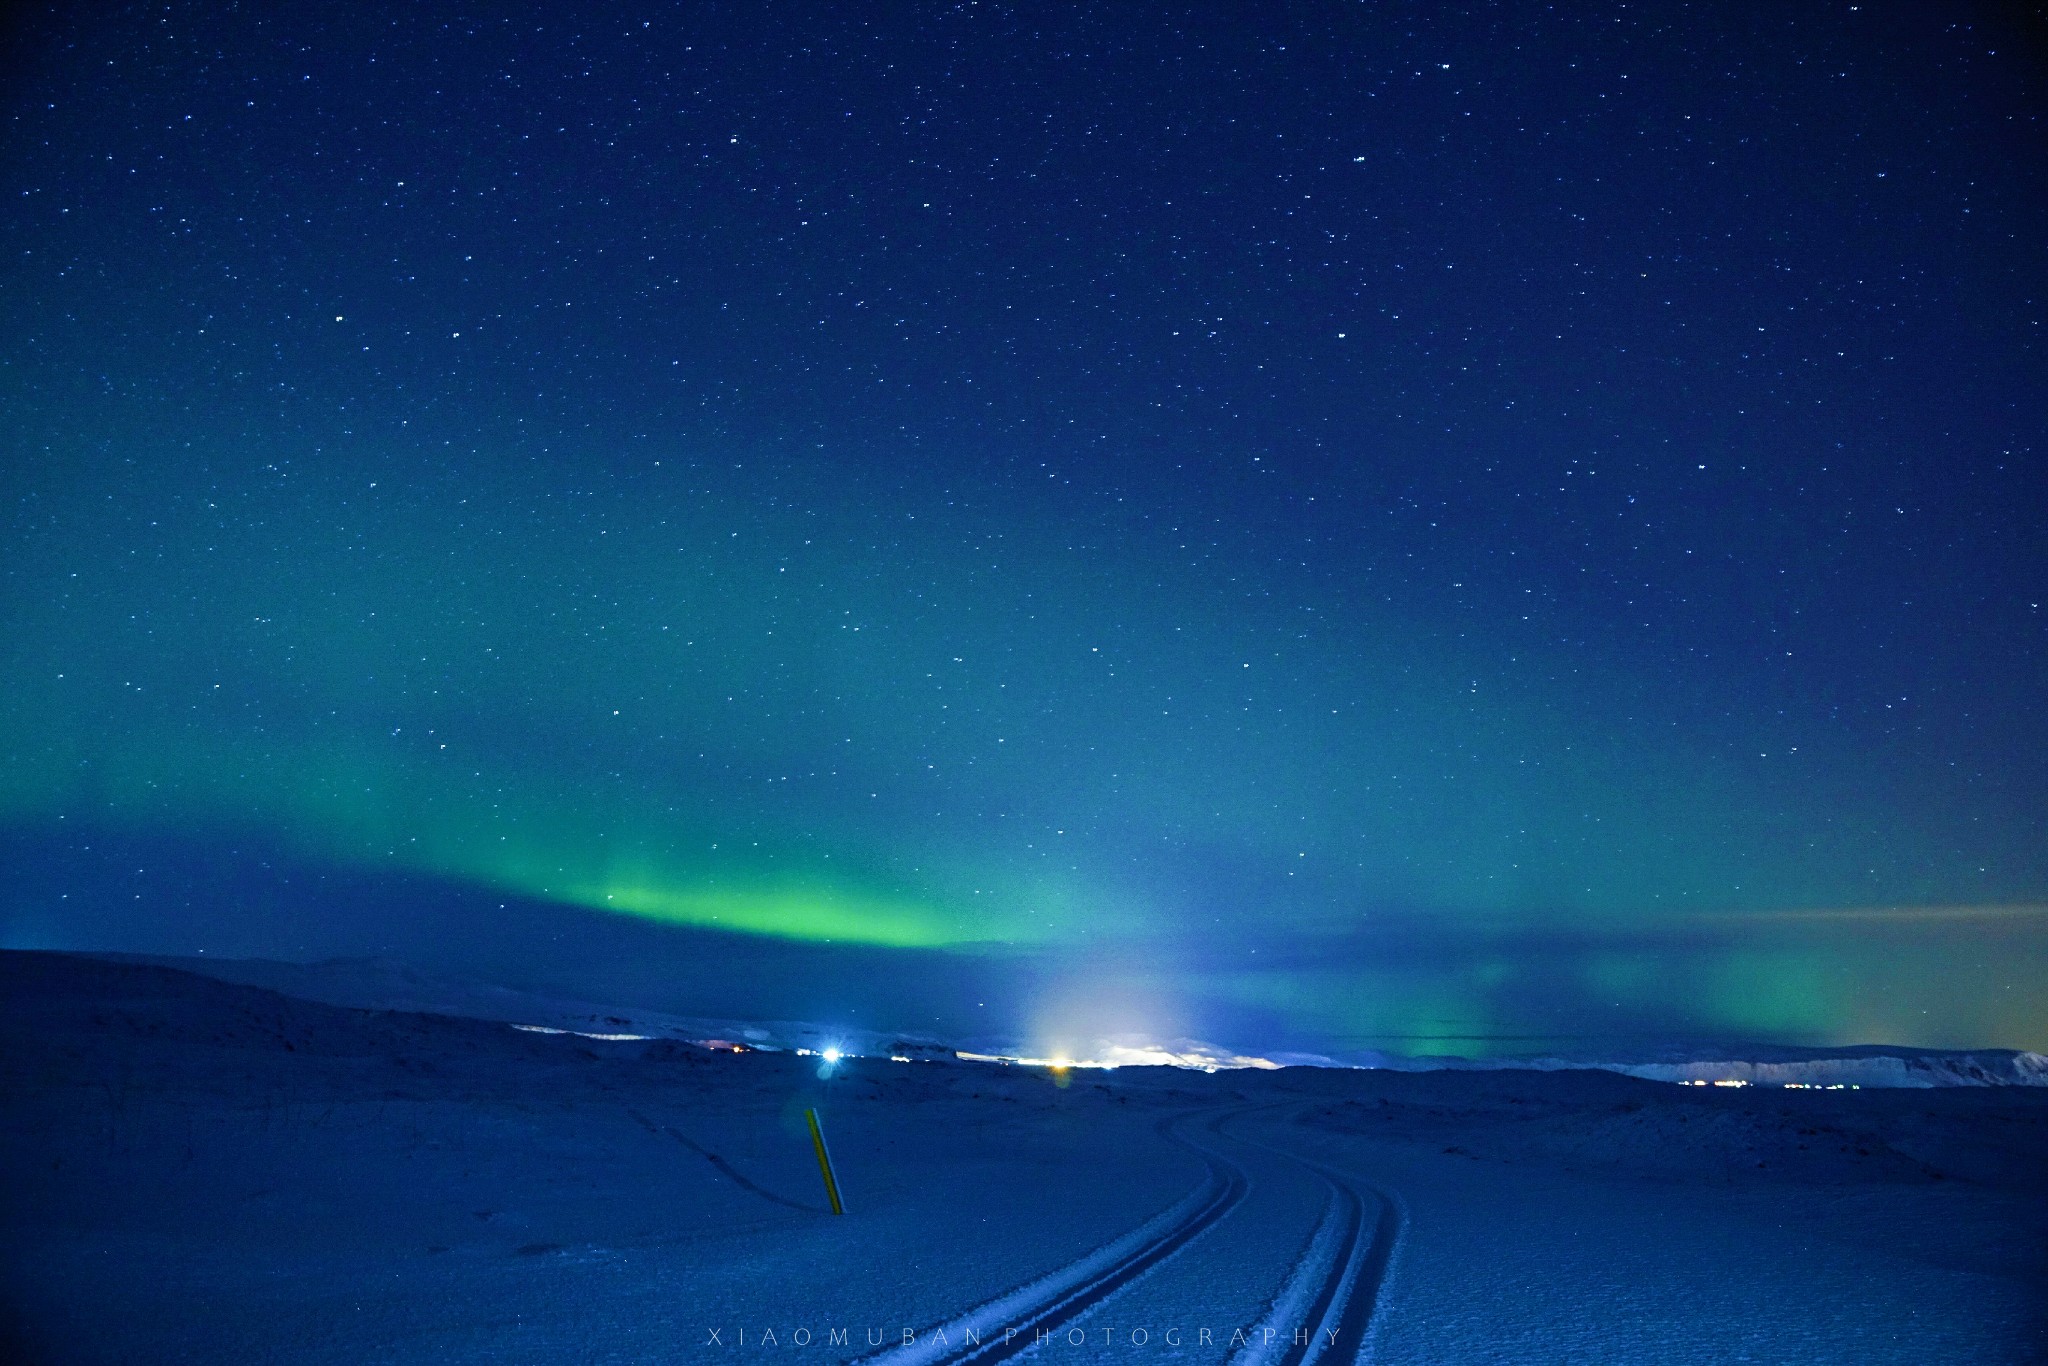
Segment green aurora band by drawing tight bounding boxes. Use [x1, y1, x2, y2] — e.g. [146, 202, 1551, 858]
[4, 454, 2044, 1052]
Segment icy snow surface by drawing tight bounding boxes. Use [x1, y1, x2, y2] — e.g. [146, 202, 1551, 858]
[2, 951, 2042, 1364]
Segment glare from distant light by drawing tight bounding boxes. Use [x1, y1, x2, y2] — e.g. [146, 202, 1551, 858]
[951, 1042, 1291, 1072]
[822, 1047, 842, 1064]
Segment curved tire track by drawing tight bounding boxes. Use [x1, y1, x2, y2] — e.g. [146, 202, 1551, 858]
[855, 1110, 1251, 1366]
[1225, 1111, 1404, 1366]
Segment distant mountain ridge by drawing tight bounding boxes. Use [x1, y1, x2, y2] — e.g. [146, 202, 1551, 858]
[1346, 1046, 2048, 1089]
[74, 951, 2048, 1087]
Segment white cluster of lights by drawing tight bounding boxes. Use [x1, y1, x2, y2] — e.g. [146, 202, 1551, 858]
[1678, 1077, 1861, 1090]
[955, 1044, 1288, 1073]
[956, 1050, 1109, 1070]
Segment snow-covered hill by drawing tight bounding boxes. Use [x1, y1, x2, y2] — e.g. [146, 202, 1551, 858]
[1346, 1045, 2048, 1089]
[1591, 1050, 2048, 1088]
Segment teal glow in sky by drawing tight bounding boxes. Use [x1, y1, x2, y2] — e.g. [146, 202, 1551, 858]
[3, 0, 2044, 1053]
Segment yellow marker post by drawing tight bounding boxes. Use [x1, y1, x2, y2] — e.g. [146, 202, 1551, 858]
[805, 1108, 845, 1215]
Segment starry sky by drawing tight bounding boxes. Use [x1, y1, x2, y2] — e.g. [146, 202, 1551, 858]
[4, 1, 2045, 1056]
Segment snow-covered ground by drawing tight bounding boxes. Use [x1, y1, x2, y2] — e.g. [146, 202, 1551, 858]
[2, 951, 2042, 1363]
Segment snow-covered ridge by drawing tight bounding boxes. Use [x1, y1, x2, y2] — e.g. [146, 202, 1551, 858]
[84, 953, 2048, 1087]
[1333, 1045, 2048, 1088]
[1586, 1052, 2048, 1089]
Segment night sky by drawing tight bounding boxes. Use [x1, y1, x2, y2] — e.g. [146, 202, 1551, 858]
[4, 1, 2044, 1056]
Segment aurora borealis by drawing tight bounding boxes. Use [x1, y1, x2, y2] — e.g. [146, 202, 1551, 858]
[3, 1, 2044, 1055]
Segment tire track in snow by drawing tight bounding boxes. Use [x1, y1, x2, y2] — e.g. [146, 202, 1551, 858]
[1224, 1111, 1404, 1366]
[854, 1109, 1251, 1366]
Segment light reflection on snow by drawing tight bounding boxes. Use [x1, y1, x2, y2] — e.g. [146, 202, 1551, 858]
[508, 1023, 650, 1041]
